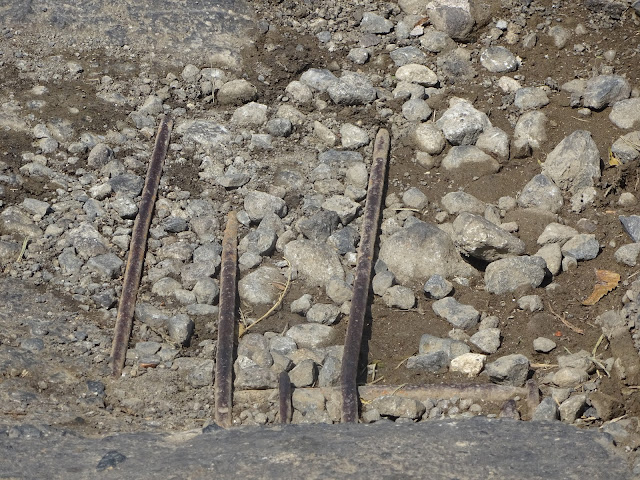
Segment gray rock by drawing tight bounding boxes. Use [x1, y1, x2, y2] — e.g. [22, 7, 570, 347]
[300, 68, 338, 93]
[423, 275, 453, 299]
[595, 310, 627, 340]
[389, 46, 428, 66]
[167, 314, 194, 346]
[583, 75, 630, 110]
[231, 102, 267, 127]
[619, 215, 640, 242]
[284, 240, 345, 287]
[513, 111, 547, 152]
[436, 100, 490, 146]
[238, 228, 276, 257]
[372, 271, 396, 296]
[216, 79, 258, 106]
[134, 303, 169, 329]
[266, 118, 293, 138]
[559, 395, 588, 423]
[611, 131, 640, 164]
[238, 266, 286, 305]
[441, 145, 500, 174]
[436, 50, 477, 84]
[379, 220, 476, 284]
[395, 64, 438, 86]
[244, 191, 287, 222]
[485, 256, 548, 295]
[360, 12, 393, 34]
[453, 213, 525, 262]
[533, 337, 557, 353]
[111, 196, 139, 219]
[518, 295, 544, 312]
[234, 366, 278, 390]
[537, 223, 579, 246]
[57, 248, 84, 274]
[193, 278, 219, 305]
[552, 367, 589, 388]
[86, 253, 123, 279]
[328, 226, 359, 254]
[319, 149, 364, 166]
[270, 335, 298, 356]
[347, 48, 370, 64]
[441, 191, 486, 215]
[413, 123, 446, 154]
[290, 294, 313, 315]
[480, 46, 518, 73]
[548, 25, 570, 49]
[238, 334, 273, 368]
[432, 297, 480, 330]
[322, 195, 359, 225]
[426, 0, 476, 41]
[327, 72, 376, 105]
[532, 397, 560, 421]
[542, 130, 601, 194]
[402, 99, 433, 122]
[297, 211, 340, 242]
[67, 223, 109, 259]
[340, 123, 369, 149]
[609, 98, 640, 129]
[185, 359, 215, 388]
[286, 324, 336, 349]
[87, 143, 113, 168]
[372, 395, 425, 420]
[517, 174, 563, 213]
[406, 351, 449, 372]
[475, 126, 509, 160]
[419, 333, 470, 360]
[614, 243, 640, 266]
[470, 328, 501, 354]
[326, 278, 352, 305]
[288, 359, 317, 387]
[0, 206, 42, 238]
[318, 355, 341, 387]
[306, 303, 341, 325]
[420, 28, 456, 52]
[383, 285, 416, 309]
[560, 234, 599, 260]
[176, 120, 231, 148]
[514, 87, 550, 110]
[484, 354, 530, 387]
[250, 132, 273, 149]
[109, 174, 143, 197]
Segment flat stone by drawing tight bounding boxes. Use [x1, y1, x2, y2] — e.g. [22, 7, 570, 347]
[614, 243, 640, 266]
[432, 297, 480, 330]
[480, 46, 518, 73]
[514, 87, 550, 110]
[217, 79, 258, 106]
[560, 234, 599, 260]
[532, 397, 560, 421]
[286, 324, 336, 349]
[395, 63, 438, 86]
[484, 256, 547, 295]
[537, 223, 579, 246]
[583, 75, 630, 110]
[306, 303, 341, 326]
[360, 12, 393, 34]
[609, 98, 640, 129]
[244, 191, 287, 222]
[389, 46, 428, 66]
[484, 354, 530, 387]
[441, 145, 500, 174]
[413, 123, 446, 154]
[406, 351, 449, 372]
[470, 328, 501, 354]
[453, 212, 525, 262]
[383, 285, 416, 309]
[299, 69, 338, 92]
[238, 266, 286, 305]
[284, 240, 345, 287]
[371, 396, 426, 419]
[419, 333, 470, 360]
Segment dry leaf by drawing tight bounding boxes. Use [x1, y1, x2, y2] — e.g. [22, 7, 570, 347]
[582, 269, 620, 306]
[609, 149, 622, 166]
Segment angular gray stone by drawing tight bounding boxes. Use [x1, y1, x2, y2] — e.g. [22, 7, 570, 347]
[583, 75, 630, 110]
[426, 0, 476, 41]
[167, 314, 194, 347]
[611, 131, 640, 164]
[436, 100, 490, 146]
[286, 324, 336, 349]
[614, 243, 640, 266]
[402, 99, 433, 122]
[542, 130, 601, 194]
[360, 12, 393, 34]
[67, 223, 109, 259]
[514, 111, 547, 151]
[289, 359, 317, 388]
[533, 337, 557, 353]
[318, 355, 341, 387]
[383, 285, 416, 309]
[231, 102, 267, 127]
[372, 395, 426, 420]
[300, 69, 338, 92]
[216, 79, 258, 106]
[395, 64, 438, 86]
[327, 72, 376, 105]
[306, 303, 341, 326]
[372, 271, 395, 296]
[0, 206, 42, 238]
[552, 367, 589, 388]
[470, 328, 501, 354]
[284, 240, 345, 287]
[193, 278, 219, 305]
[537, 223, 579, 246]
[86, 253, 123, 279]
[176, 120, 231, 148]
[419, 333, 470, 360]
[441, 145, 500, 174]
[234, 366, 278, 390]
[379, 220, 476, 284]
[559, 394, 588, 423]
[475, 126, 509, 160]
[87, 143, 113, 168]
[484, 354, 530, 387]
[238, 266, 286, 305]
[238, 334, 273, 369]
[484, 256, 547, 295]
[109, 174, 143, 197]
[453, 213, 525, 262]
[244, 191, 287, 222]
[480, 46, 518, 73]
[413, 123, 446, 154]
[560, 234, 599, 260]
[514, 87, 550, 110]
[406, 351, 449, 372]
[389, 46, 428, 66]
[532, 397, 560, 421]
[423, 275, 453, 299]
[517, 174, 563, 213]
[441, 191, 486, 215]
[619, 215, 640, 242]
[609, 98, 640, 129]
[432, 297, 480, 330]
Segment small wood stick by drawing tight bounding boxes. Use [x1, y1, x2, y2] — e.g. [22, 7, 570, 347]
[341, 128, 390, 423]
[111, 115, 173, 377]
[215, 212, 239, 428]
[278, 371, 292, 424]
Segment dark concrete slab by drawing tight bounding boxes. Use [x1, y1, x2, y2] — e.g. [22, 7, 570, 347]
[1, 417, 631, 479]
[0, 0, 255, 64]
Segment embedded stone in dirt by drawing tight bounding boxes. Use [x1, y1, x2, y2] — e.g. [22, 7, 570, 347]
[453, 212, 525, 262]
[484, 256, 547, 294]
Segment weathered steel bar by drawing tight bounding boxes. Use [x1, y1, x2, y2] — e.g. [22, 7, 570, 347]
[278, 371, 293, 424]
[111, 114, 173, 377]
[341, 128, 390, 423]
[215, 212, 239, 428]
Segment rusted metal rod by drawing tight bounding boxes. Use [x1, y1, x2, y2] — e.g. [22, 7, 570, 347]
[111, 114, 173, 377]
[215, 212, 239, 428]
[278, 371, 293, 424]
[341, 128, 390, 423]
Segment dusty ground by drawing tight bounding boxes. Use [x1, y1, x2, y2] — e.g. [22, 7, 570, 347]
[1, 0, 640, 457]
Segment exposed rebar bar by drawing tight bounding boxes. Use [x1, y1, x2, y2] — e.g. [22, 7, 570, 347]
[110, 114, 173, 377]
[278, 371, 292, 424]
[341, 128, 390, 423]
[215, 212, 239, 428]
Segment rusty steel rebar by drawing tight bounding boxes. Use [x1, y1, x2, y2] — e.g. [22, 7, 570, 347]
[278, 371, 293, 424]
[215, 212, 239, 428]
[341, 128, 390, 423]
[110, 114, 173, 377]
